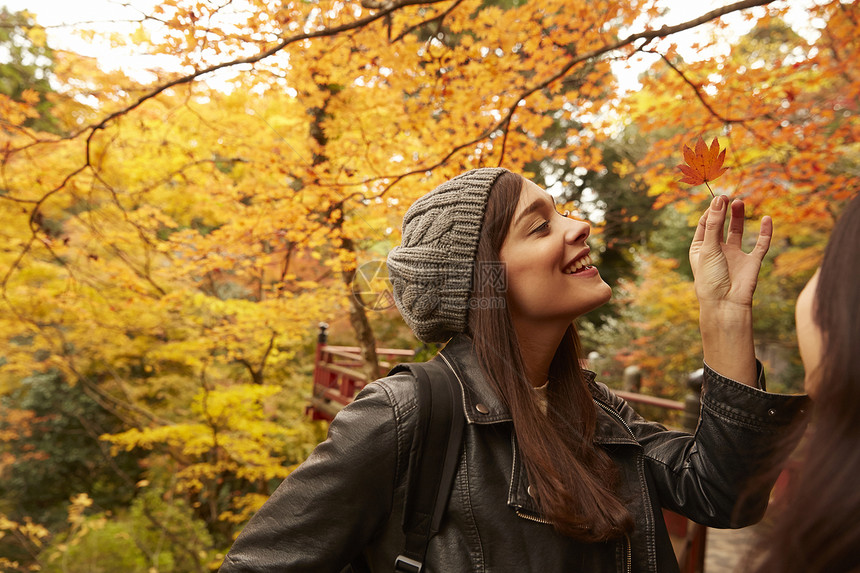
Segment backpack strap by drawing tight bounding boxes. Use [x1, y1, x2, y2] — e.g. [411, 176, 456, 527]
[390, 359, 465, 573]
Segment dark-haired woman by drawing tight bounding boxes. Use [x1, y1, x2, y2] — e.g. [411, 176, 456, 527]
[220, 168, 808, 573]
[750, 193, 860, 573]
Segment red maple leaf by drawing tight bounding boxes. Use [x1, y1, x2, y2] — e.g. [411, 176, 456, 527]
[678, 137, 729, 197]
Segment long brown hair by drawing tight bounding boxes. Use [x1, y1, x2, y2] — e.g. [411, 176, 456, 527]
[467, 171, 633, 541]
[752, 194, 860, 572]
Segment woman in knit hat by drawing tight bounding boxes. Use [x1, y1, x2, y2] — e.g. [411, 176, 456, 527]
[221, 168, 809, 572]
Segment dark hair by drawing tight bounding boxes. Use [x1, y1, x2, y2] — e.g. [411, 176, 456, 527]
[467, 171, 633, 541]
[751, 193, 860, 572]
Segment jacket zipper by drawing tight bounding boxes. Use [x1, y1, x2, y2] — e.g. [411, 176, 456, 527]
[597, 400, 638, 573]
[623, 534, 632, 573]
[515, 509, 553, 525]
[595, 400, 636, 439]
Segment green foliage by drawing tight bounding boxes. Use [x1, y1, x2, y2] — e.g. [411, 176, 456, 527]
[646, 206, 701, 280]
[0, 7, 59, 133]
[102, 376, 326, 545]
[41, 518, 153, 573]
[40, 490, 215, 573]
[0, 371, 141, 529]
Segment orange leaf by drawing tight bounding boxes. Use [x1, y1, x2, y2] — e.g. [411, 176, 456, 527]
[677, 137, 729, 193]
[20, 89, 41, 106]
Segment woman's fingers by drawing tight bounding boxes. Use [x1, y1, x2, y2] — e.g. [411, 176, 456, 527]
[751, 215, 773, 260]
[726, 199, 745, 247]
[692, 196, 771, 266]
[703, 195, 727, 250]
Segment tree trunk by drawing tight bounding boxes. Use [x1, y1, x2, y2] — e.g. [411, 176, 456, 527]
[341, 236, 380, 382]
[309, 85, 379, 382]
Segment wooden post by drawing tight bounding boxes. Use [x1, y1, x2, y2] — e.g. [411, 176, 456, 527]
[313, 322, 329, 384]
[623, 365, 642, 393]
[683, 368, 703, 433]
[307, 323, 331, 421]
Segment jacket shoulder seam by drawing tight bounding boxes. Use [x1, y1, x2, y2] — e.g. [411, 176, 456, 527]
[374, 375, 419, 496]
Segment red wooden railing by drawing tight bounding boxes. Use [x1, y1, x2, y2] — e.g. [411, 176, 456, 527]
[306, 324, 707, 572]
[307, 325, 416, 422]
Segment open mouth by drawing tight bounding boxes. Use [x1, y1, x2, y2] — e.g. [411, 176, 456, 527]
[563, 254, 594, 275]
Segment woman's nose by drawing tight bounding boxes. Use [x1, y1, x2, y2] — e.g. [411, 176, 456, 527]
[562, 211, 590, 244]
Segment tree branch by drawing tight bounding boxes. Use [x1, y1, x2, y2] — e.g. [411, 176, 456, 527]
[655, 52, 781, 156]
[330, 0, 782, 196]
[3, 0, 781, 234]
[70, 0, 450, 152]
[655, 52, 752, 124]
[391, 0, 466, 43]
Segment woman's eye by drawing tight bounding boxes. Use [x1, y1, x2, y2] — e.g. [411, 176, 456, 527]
[532, 220, 550, 234]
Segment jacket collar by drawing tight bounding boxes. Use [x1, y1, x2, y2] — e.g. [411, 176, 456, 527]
[438, 334, 637, 445]
[438, 334, 511, 424]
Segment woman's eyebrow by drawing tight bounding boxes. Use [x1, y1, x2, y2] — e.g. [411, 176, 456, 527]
[514, 196, 553, 228]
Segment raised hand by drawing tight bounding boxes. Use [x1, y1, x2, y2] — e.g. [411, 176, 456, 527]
[689, 195, 772, 309]
[689, 195, 772, 387]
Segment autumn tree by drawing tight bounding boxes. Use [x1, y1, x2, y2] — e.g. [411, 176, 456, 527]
[0, 0, 856, 568]
[607, 2, 859, 392]
[632, 4, 857, 214]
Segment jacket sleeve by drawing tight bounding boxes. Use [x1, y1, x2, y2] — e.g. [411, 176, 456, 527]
[598, 363, 809, 529]
[219, 376, 414, 572]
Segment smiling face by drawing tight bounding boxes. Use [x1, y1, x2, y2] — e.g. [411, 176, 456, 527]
[498, 179, 611, 335]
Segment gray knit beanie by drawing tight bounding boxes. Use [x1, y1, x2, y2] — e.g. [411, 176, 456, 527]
[387, 167, 509, 342]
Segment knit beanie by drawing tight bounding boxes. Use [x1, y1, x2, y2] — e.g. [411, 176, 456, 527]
[387, 167, 509, 342]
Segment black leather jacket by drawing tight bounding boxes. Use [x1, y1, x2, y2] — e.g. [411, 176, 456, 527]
[221, 335, 808, 573]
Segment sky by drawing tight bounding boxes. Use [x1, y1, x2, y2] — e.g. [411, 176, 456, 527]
[1, 0, 176, 83]
[1, 0, 817, 91]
